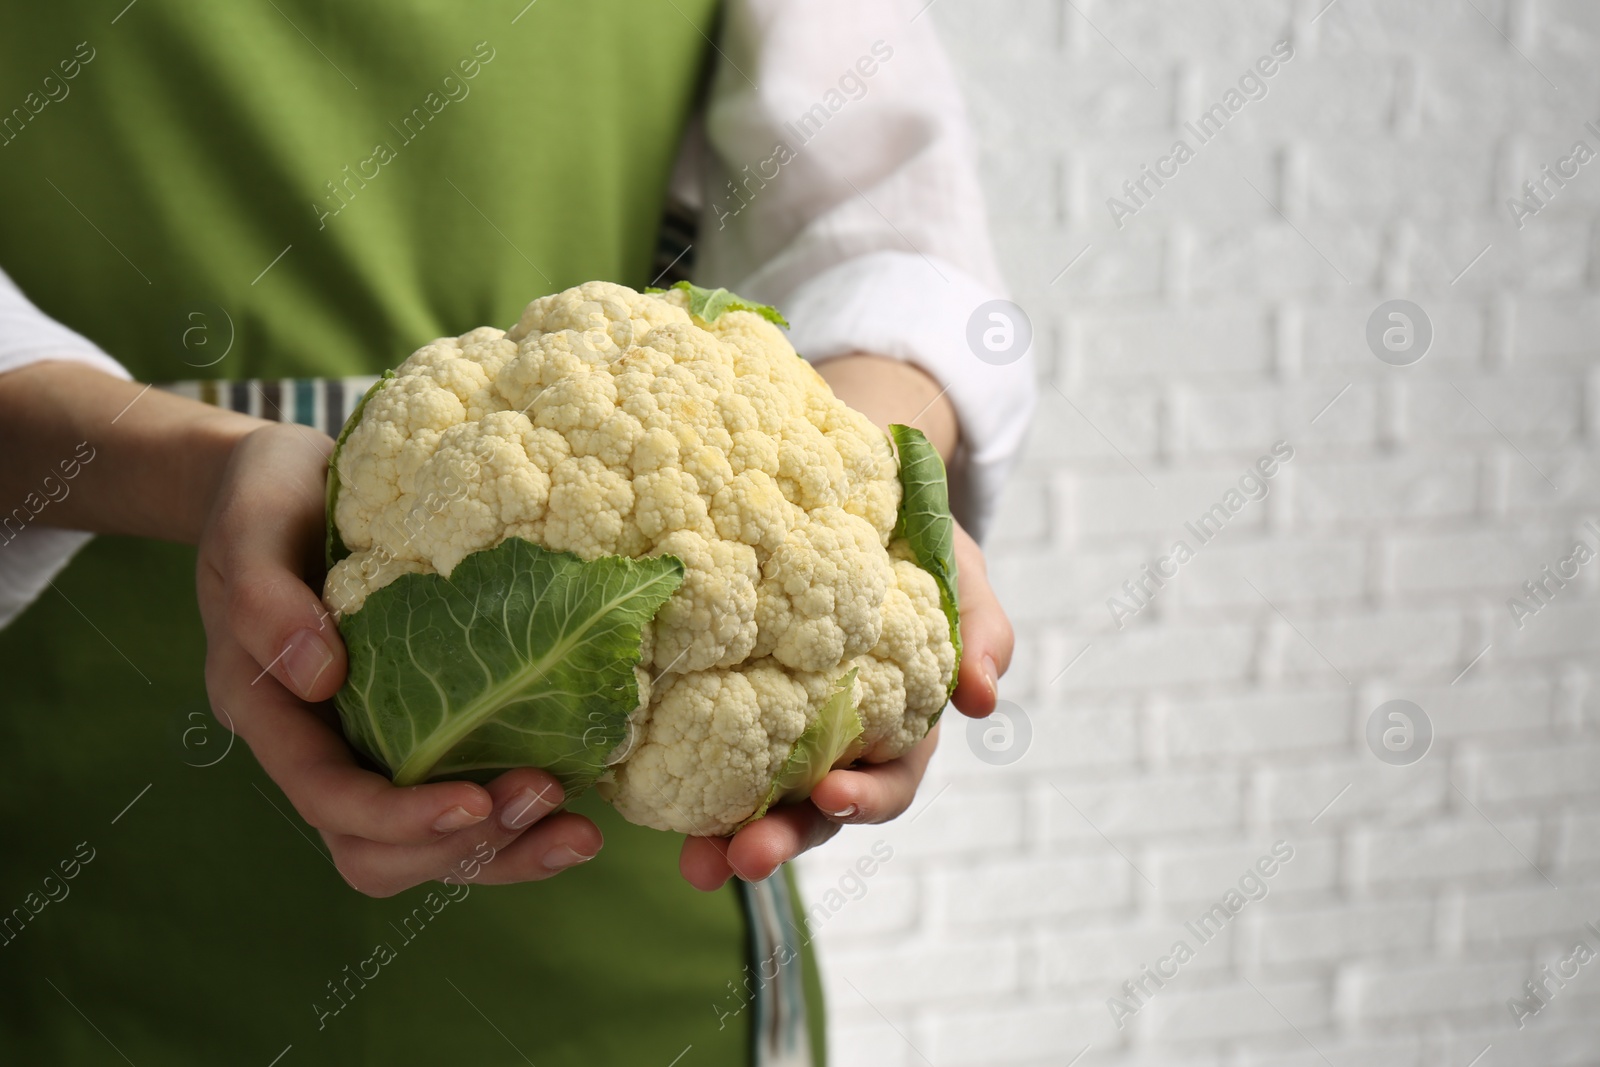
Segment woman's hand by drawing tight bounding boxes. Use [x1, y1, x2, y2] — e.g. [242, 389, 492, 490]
[195, 423, 603, 897]
[678, 355, 1015, 891]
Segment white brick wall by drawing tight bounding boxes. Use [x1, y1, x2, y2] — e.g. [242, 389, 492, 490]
[797, 1, 1600, 1063]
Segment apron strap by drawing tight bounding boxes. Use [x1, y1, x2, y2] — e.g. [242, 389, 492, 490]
[739, 873, 814, 1067]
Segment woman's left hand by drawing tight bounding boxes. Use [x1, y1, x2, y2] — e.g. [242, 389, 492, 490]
[679, 520, 1014, 890]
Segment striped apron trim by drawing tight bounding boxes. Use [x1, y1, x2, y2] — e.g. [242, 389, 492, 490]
[158, 375, 817, 1066]
[739, 875, 814, 1067]
[157, 376, 381, 438]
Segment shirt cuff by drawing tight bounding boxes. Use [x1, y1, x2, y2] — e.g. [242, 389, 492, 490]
[779, 250, 1036, 542]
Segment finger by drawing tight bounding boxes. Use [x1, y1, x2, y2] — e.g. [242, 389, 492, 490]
[325, 769, 595, 897]
[207, 431, 346, 703]
[465, 810, 603, 887]
[210, 635, 495, 845]
[680, 805, 841, 892]
[810, 724, 940, 825]
[950, 523, 1014, 718]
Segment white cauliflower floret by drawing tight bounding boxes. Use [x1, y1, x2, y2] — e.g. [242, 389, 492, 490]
[326, 281, 957, 832]
[603, 663, 811, 837]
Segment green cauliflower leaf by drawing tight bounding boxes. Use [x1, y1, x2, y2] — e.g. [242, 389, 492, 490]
[890, 424, 961, 704]
[335, 538, 684, 793]
[741, 668, 863, 828]
[646, 280, 790, 329]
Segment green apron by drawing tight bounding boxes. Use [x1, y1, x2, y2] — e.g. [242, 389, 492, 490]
[0, 4, 826, 1063]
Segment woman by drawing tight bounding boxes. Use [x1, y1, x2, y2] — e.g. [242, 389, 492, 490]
[0, 2, 1032, 1063]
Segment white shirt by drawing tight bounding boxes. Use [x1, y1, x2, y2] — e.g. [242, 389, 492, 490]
[0, 0, 1034, 629]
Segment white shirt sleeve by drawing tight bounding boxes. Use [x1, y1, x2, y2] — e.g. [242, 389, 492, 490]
[0, 266, 130, 630]
[693, 0, 1036, 540]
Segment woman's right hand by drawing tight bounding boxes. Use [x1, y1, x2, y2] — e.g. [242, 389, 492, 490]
[194, 421, 603, 896]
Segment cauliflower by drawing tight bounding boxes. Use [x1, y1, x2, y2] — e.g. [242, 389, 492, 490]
[325, 281, 959, 836]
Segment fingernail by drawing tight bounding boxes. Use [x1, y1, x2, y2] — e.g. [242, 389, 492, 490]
[281, 629, 334, 698]
[501, 787, 556, 830]
[432, 806, 483, 833]
[542, 845, 597, 871]
[828, 805, 858, 820]
[982, 654, 999, 699]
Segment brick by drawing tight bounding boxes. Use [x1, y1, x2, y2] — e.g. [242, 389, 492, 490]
[1561, 810, 1600, 872]
[1158, 688, 1349, 759]
[1176, 383, 1378, 454]
[1178, 536, 1367, 609]
[1441, 1019, 1600, 1067]
[1056, 621, 1259, 690]
[926, 998, 1117, 1065]
[1082, 139, 1282, 228]
[1404, 675, 1553, 737]
[1252, 757, 1448, 827]
[1410, 222, 1592, 295]
[1403, 376, 1582, 447]
[1252, 898, 1434, 965]
[1291, 456, 1478, 525]
[933, 856, 1133, 927]
[1274, 609, 1464, 680]
[796, 865, 918, 939]
[1502, 448, 1600, 513]
[1300, 298, 1486, 373]
[1513, 294, 1600, 367]
[1233, 1032, 1425, 1067]
[1245, 52, 1400, 135]
[1460, 742, 1600, 806]
[1003, 699, 1140, 771]
[1304, 138, 1494, 218]
[1042, 771, 1240, 841]
[1069, 0, 1291, 64]
[1070, 466, 1276, 543]
[1389, 526, 1579, 595]
[821, 936, 1020, 1005]
[985, 471, 1052, 550]
[1036, 921, 1235, 991]
[1460, 885, 1600, 946]
[1500, 599, 1600, 660]
[1144, 837, 1338, 903]
[1015, 388, 1161, 463]
[1073, 307, 1273, 381]
[1139, 977, 1329, 1043]
[1349, 817, 1543, 887]
[990, 545, 1149, 623]
[1338, 958, 1528, 1021]
[994, 225, 1167, 305]
[1184, 223, 1384, 300]
[823, 1021, 911, 1067]
[866, 782, 1026, 859]
[1416, 53, 1591, 135]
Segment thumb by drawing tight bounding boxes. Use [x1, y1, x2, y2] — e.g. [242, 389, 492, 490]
[203, 429, 347, 703]
[950, 523, 1013, 718]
